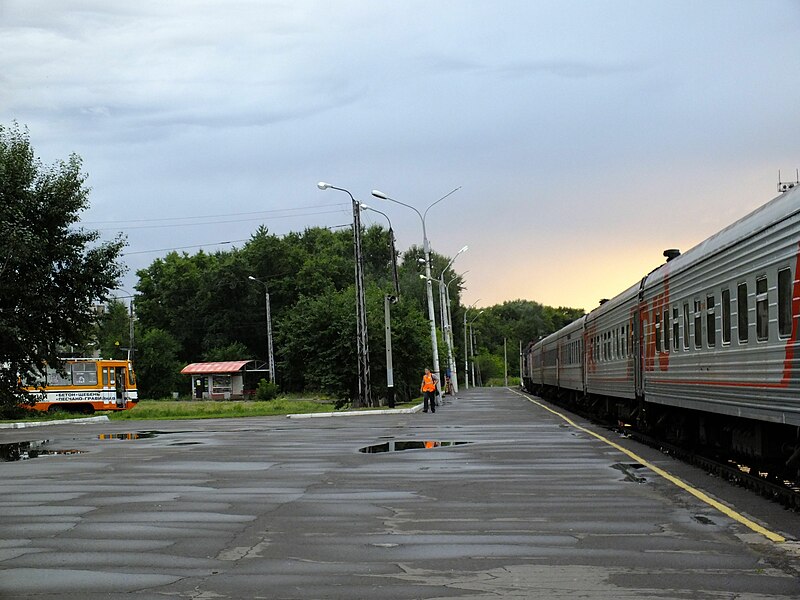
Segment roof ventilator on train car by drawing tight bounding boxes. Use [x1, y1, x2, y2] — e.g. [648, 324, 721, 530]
[663, 249, 681, 262]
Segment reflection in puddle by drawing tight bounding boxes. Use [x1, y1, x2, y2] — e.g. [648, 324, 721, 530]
[98, 432, 156, 440]
[360, 440, 472, 453]
[1, 440, 84, 462]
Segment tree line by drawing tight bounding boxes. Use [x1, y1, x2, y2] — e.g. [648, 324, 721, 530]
[0, 123, 583, 412]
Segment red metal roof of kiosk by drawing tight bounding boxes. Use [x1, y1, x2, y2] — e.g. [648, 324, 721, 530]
[181, 360, 253, 374]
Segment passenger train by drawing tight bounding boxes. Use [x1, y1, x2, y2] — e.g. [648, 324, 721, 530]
[523, 185, 800, 468]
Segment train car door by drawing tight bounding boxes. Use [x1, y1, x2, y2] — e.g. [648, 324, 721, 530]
[634, 277, 647, 398]
[114, 367, 127, 407]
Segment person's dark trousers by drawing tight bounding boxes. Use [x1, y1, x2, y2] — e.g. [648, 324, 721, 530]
[423, 391, 436, 412]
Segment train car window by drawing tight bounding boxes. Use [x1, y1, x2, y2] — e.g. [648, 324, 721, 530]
[45, 367, 71, 386]
[693, 299, 702, 349]
[654, 312, 661, 353]
[756, 276, 768, 341]
[672, 307, 680, 350]
[778, 268, 792, 338]
[71, 363, 98, 386]
[621, 326, 626, 358]
[706, 295, 716, 347]
[683, 303, 690, 349]
[721, 289, 731, 345]
[663, 310, 670, 352]
[737, 283, 749, 343]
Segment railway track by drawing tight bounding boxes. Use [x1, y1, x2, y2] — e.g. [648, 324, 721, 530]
[620, 426, 800, 511]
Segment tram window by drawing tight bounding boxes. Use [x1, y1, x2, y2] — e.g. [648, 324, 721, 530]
[663, 309, 670, 352]
[756, 276, 768, 341]
[683, 303, 690, 349]
[737, 283, 749, 343]
[721, 289, 731, 344]
[693, 299, 702, 348]
[71, 363, 98, 386]
[706, 295, 716, 347]
[778, 268, 792, 338]
[672, 307, 680, 350]
[46, 367, 72, 386]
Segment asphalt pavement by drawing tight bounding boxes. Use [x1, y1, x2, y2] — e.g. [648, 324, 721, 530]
[1, 387, 799, 599]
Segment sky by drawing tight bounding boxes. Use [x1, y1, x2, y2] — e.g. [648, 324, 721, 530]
[2, 0, 800, 313]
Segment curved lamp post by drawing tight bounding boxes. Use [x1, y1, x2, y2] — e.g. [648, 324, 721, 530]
[360, 202, 399, 407]
[438, 246, 468, 394]
[463, 300, 481, 389]
[444, 269, 468, 393]
[372, 186, 461, 402]
[318, 182, 372, 408]
[468, 309, 485, 387]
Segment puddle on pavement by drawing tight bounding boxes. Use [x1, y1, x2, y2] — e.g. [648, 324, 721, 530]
[360, 440, 472, 453]
[2, 431, 202, 462]
[1, 440, 85, 462]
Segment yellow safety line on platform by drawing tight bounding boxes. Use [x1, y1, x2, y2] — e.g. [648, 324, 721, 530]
[510, 388, 786, 544]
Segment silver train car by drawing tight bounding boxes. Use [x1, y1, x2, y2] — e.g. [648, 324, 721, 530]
[523, 185, 800, 462]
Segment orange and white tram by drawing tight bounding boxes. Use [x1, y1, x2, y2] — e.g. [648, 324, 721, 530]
[23, 358, 138, 413]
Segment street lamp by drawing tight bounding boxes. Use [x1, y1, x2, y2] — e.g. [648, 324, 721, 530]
[438, 245, 468, 394]
[248, 276, 276, 383]
[463, 299, 481, 389]
[444, 269, 468, 393]
[372, 186, 461, 403]
[318, 182, 372, 408]
[360, 202, 399, 407]
[469, 310, 485, 387]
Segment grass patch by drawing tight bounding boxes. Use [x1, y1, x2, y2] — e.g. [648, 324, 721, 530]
[108, 398, 336, 420]
[108, 397, 419, 420]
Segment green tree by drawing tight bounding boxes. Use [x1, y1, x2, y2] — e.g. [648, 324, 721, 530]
[136, 328, 183, 399]
[0, 123, 125, 411]
[203, 341, 251, 362]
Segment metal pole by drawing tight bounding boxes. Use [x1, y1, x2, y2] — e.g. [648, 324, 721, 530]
[352, 195, 372, 408]
[384, 294, 395, 408]
[504, 337, 508, 387]
[265, 289, 275, 383]
[444, 276, 461, 394]
[319, 183, 372, 408]
[469, 323, 475, 387]
[422, 232, 442, 403]
[468, 310, 484, 388]
[463, 309, 469, 390]
[128, 299, 134, 363]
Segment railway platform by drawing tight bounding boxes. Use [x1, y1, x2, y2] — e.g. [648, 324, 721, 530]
[1, 386, 799, 598]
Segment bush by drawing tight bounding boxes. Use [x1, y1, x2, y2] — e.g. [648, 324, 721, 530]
[256, 379, 279, 401]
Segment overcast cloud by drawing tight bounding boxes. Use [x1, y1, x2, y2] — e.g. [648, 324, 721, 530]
[2, 0, 799, 311]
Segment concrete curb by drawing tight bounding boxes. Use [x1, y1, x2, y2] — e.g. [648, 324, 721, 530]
[0, 415, 110, 429]
[287, 403, 424, 419]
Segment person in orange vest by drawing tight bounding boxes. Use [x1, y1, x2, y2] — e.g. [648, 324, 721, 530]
[420, 367, 438, 413]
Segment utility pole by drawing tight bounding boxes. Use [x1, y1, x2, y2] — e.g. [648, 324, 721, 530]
[318, 183, 372, 408]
